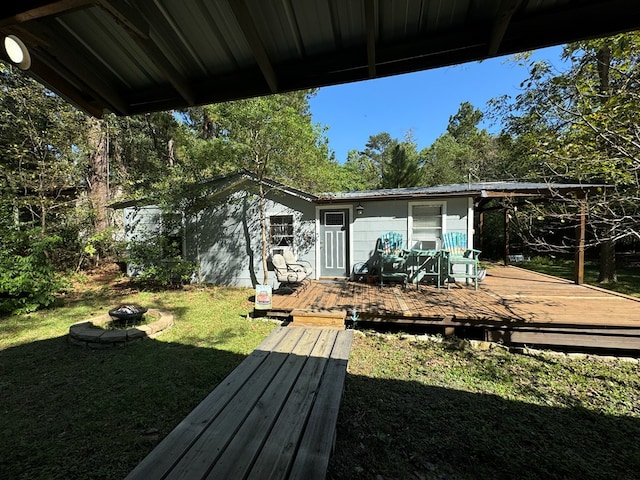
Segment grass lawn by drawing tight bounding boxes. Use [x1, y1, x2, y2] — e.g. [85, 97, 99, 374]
[1, 273, 639, 479]
[0, 283, 275, 480]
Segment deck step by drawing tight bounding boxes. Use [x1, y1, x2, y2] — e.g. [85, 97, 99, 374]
[291, 309, 346, 329]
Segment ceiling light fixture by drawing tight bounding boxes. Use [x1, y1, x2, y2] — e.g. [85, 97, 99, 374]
[4, 35, 31, 70]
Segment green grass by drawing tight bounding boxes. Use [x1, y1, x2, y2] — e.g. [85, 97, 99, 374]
[2, 282, 640, 480]
[0, 286, 275, 480]
[328, 332, 640, 480]
[516, 256, 640, 297]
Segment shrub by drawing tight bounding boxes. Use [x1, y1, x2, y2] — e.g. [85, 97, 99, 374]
[0, 228, 67, 314]
[126, 236, 196, 288]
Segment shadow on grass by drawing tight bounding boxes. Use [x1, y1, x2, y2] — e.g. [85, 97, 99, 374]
[0, 334, 247, 480]
[329, 374, 640, 480]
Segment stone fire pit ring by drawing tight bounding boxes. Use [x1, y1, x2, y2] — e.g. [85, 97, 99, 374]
[68, 308, 173, 348]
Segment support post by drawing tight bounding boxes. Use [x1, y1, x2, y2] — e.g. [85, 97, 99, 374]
[503, 207, 510, 266]
[574, 195, 586, 284]
[478, 210, 485, 253]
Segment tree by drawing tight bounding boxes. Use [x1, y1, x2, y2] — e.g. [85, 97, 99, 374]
[338, 149, 381, 191]
[0, 65, 84, 236]
[496, 33, 640, 282]
[424, 101, 513, 185]
[380, 143, 423, 188]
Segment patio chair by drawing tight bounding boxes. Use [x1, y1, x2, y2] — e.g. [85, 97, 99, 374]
[373, 232, 408, 288]
[271, 253, 309, 295]
[282, 250, 313, 276]
[441, 232, 481, 290]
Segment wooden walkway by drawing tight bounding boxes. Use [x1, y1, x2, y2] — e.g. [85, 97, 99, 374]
[269, 266, 640, 351]
[126, 327, 354, 480]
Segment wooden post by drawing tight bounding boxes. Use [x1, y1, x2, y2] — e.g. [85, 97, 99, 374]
[478, 210, 485, 253]
[574, 195, 586, 284]
[504, 207, 510, 266]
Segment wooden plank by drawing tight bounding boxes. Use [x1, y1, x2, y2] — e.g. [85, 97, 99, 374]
[204, 329, 325, 479]
[162, 328, 309, 479]
[393, 289, 412, 314]
[292, 309, 346, 319]
[507, 330, 640, 350]
[289, 330, 354, 480]
[125, 327, 292, 480]
[246, 330, 339, 479]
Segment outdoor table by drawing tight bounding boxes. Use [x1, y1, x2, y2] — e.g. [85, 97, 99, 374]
[407, 249, 445, 289]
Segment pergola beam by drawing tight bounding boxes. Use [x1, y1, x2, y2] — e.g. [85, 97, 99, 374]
[488, 0, 524, 56]
[0, 0, 93, 28]
[99, 1, 196, 106]
[229, 0, 278, 93]
[364, 0, 376, 78]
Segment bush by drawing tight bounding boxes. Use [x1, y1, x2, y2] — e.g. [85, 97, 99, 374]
[126, 236, 196, 288]
[0, 228, 67, 314]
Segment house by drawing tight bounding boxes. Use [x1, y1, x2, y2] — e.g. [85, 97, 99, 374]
[116, 173, 603, 288]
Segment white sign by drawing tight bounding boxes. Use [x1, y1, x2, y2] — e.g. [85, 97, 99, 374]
[254, 284, 272, 310]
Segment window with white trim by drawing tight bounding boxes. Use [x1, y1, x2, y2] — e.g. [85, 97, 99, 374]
[269, 215, 294, 253]
[409, 202, 446, 250]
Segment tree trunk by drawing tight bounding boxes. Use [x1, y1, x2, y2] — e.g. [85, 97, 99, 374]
[595, 45, 616, 284]
[597, 240, 617, 283]
[86, 117, 110, 234]
[258, 180, 270, 285]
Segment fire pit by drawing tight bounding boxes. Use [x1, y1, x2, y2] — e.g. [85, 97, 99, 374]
[108, 304, 148, 327]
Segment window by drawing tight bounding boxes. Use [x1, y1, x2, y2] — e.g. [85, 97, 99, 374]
[409, 202, 446, 249]
[270, 215, 294, 249]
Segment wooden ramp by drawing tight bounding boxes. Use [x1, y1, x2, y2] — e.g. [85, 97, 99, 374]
[126, 327, 354, 480]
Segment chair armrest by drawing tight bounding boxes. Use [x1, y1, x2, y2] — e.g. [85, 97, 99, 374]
[294, 259, 313, 268]
[287, 263, 305, 272]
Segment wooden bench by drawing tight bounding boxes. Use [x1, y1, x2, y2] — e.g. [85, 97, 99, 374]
[125, 326, 354, 480]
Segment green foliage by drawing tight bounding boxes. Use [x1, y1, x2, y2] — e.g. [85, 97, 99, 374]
[184, 90, 338, 195]
[423, 101, 515, 185]
[126, 236, 196, 289]
[0, 228, 66, 314]
[349, 131, 425, 189]
[0, 65, 85, 234]
[80, 228, 125, 267]
[380, 144, 422, 188]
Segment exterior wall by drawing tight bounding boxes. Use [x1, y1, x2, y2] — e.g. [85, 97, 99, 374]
[122, 190, 475, 287]
[185, 189, 316, 288]
[123, 205, 165, 277]
[349, 197, 473, 278]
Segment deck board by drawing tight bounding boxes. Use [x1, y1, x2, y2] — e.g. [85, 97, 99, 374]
[126, 327, 354, 480]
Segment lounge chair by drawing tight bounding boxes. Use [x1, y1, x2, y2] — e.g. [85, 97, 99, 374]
[441, 232, 481, 290]
[272, 253, 309, 294]
[373, 232, 408, 288]
[282, 250, 313, 276]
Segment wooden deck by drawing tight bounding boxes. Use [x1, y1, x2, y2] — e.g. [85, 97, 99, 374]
[126, 326, 354, 480]
[268, 266, 640, 352]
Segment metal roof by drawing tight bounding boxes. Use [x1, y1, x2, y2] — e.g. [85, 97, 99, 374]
[1, 1, 639, 117]
[316, 181, 606, 202]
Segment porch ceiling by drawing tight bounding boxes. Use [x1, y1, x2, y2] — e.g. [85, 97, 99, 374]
[1, 1, 639, 117]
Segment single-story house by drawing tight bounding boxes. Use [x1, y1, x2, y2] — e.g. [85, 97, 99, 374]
[114, 172, 603, 287]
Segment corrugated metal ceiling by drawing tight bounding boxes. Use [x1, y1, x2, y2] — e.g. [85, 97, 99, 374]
[1, 0, 639, 116]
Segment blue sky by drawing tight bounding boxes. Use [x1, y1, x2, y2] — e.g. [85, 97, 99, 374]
[309, 46, 565, 163]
